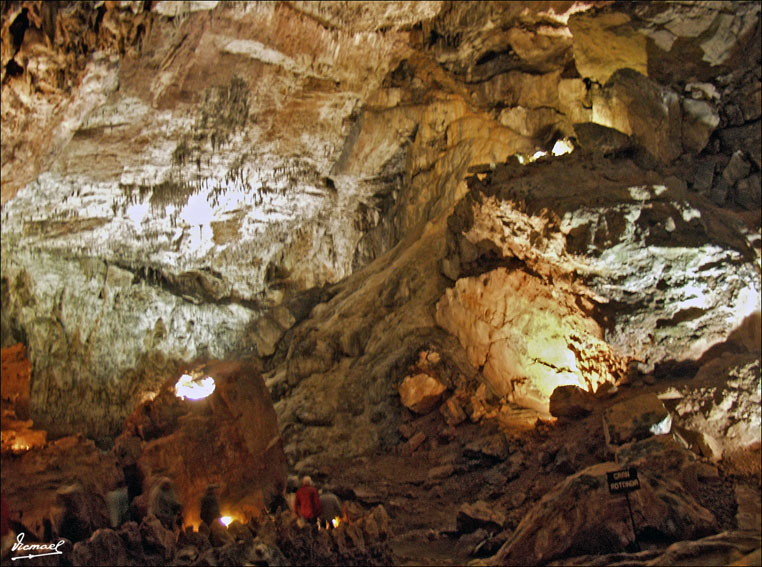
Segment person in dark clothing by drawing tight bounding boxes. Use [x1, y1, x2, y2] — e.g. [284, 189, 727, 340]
[294, 476, 322, 524]
[200, 483, 222, 527]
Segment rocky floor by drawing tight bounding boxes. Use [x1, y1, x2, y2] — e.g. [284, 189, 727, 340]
[308, 377, 761, 566]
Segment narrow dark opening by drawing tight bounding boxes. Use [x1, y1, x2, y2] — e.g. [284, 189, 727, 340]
[476, 50, 499, 66]
[9, 8, 29, 52]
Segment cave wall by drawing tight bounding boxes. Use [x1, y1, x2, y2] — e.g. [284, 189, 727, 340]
[1, 1, 760, 447]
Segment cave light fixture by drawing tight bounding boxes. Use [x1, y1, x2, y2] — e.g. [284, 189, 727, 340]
[220, 515, 234, 527]
[175, 373, 216, 400]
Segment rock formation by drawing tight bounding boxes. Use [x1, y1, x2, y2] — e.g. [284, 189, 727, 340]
[1, 1, 760, 565]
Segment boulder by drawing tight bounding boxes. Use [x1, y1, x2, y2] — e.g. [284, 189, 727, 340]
[51, 482, 111, 544]
[250, 538, 289, 566]
[573, 122, 633, 155]
[457, 501, 506, 534]
[549, 385, 596, 419]
[491, 461, 717, 566]
[723, 151, 752, 186]
[139, 514, 176, 562]
[360, 505, 392, 541]
[602, 393, 672, 447]
[428, 464, 456, 482]
[615, 434, 697, 478]
[209, 518, 235, 548]
[681, 98, 720, 154]
[402, 431, 427, 455]
[227, 520, 254, 545]
[71, 528, 130, 567]
[735, 173, 761, 211]
[592, 68, 683, 164]
[440, 394, 468, 426]
[464, 433, 510, 462]
[672, 354, 761, 461]
[122, 360, 287, 527]
[398, 373, 446, 414]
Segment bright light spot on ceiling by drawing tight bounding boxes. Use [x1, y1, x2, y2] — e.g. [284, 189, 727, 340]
[532, 150, 548, 161]
[175, 374, 216, 400]
[180, 192, 214, 226]
[552, 139, 575, 156]
[220, 516, 233, 527]
[126, 201, 150, 228]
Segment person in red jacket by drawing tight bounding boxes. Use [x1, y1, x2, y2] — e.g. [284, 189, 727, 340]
[294, 476, 322, 524]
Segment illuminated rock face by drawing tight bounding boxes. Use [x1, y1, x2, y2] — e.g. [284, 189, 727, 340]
[120, 360, 287, 526]
[436, 267, 621, 414]
[0, 2, 760, 442]
[437, 155, 760, 412]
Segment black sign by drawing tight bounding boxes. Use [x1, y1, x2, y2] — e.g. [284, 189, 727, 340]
[606, 467, 640, 494]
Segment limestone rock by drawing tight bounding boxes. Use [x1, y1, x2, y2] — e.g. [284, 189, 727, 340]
[723, 151, 752, 186]
[492, 461, 717, 566]
[672, 354, 761, 461]
[593, 68, 683, 164]
[681, 98, 720, 154]
[573, 122, 633, 155]
[549, 385, 596, 419]
[735, 173, 761, 211]
[428, 464, 456, 482]
[549, 530, 761, 566]
[439, 393, 468, 426]
[398, 373, 446, 414]
[1, 435, 120, 543]
[568, 12, 648, 84]
[614, 434, 698, 481]
[402, 431, 427, 455]
[464, 433, 510, 462]
[139, 514, 176, 562]
[71, 528, 131, 567]
[603, 393, 672, 447]
[456, 501, 505, 534]
[122, 360, 287, 527]
[439, 156, 759, 420]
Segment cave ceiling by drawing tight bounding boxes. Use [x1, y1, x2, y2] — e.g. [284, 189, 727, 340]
[1, 1, 760, 444]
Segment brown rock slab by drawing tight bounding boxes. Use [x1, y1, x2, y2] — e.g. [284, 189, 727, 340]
[456, 501, 505, 534]
[549, 385, 596, 419]
[440, 394, 468, 426]
[398, 373, 446, 414]
[493, 461, 717, 566]
[602, 393, 672, 447]
[71, 528, 130, 567]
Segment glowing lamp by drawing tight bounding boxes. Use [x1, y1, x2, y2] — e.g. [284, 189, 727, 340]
[220, 516, 233, 527]
[175, 374, 216, 400]
[332, 517, 340, 528]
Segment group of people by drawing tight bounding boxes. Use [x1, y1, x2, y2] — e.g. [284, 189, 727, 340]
[163, 475, 343, 531]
